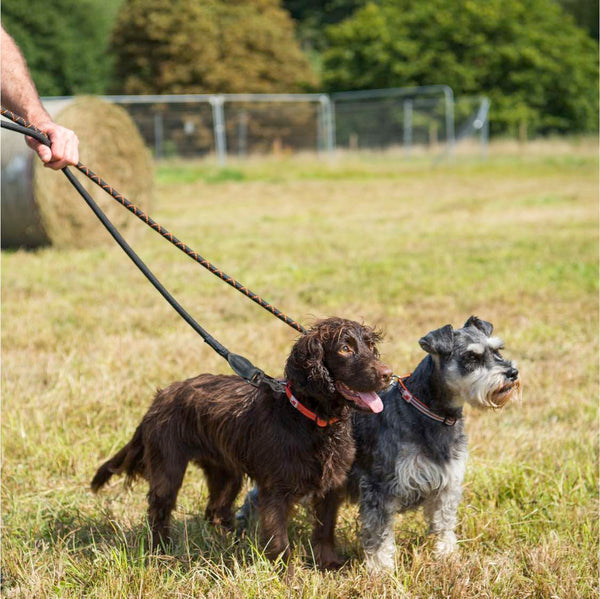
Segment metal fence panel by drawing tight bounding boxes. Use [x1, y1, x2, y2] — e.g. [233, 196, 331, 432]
[45, 87, 489, 163]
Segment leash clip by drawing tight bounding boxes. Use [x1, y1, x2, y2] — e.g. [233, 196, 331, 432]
[227, 353, 285, 393]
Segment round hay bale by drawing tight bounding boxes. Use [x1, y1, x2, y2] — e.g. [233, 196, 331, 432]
[1, 96, 153, 248]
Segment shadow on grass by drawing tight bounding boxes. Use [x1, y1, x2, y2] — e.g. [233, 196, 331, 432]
[34, 504, 378, 575]
[33, 496, 430, 577]
[37, 506, 250, 567]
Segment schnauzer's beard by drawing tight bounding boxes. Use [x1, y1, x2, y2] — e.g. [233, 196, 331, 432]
[445, 364, 522, 409]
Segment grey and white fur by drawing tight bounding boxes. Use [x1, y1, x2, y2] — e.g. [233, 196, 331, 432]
[237, 316, 522, 571]
[346, 315, 521, 570]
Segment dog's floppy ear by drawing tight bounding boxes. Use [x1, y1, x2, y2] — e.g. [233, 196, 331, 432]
[464, 315, 493, 337]
[419, 324, 454, 356]
[284, 331, 336, 397]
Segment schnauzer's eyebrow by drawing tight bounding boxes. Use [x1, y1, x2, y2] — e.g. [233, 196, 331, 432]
[467, 343, 485, 355]
[487, 337, 504, 350]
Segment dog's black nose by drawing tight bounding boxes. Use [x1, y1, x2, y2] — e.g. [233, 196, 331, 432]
[506, 367, 519, 381]
[378, 364, 393, 385]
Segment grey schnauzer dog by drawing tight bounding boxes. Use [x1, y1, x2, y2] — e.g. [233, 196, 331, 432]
[344, 315, 521, 570]
[237, 316, 521, 571]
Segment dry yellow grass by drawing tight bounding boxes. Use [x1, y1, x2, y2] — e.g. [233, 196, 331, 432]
[2, 140, 597, 597]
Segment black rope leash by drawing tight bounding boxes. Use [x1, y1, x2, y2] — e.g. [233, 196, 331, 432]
[0, 107, 306, 336]
[1, 112, 287, 393]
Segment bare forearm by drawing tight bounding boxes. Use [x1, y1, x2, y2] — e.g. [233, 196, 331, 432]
[1, 25, 79, 168]
[1, 26, 51, 126]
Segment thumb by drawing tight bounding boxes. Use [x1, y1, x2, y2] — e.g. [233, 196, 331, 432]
[37, 144, 52, 163]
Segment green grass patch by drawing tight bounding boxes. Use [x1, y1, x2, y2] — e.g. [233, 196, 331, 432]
[2, 141, 598, 597]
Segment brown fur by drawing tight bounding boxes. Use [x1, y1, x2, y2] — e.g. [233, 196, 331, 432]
[91, 317, 392, 568]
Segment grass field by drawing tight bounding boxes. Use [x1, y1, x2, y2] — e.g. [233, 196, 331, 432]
[2, 140, 598, 598]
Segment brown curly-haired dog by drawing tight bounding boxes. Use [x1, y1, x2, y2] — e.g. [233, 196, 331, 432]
[91, 317, 392, 568]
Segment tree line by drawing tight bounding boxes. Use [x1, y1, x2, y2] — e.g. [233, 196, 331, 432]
[2, 0, 597, 136]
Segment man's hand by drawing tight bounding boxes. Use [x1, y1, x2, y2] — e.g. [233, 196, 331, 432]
[25, 120, 80, 170]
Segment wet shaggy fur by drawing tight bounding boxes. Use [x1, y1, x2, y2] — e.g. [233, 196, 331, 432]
[91, 317, 392, 568]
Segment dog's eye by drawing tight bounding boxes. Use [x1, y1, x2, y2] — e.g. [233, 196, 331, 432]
[465, 351, 483, 363]
[339, 344, 354, 355]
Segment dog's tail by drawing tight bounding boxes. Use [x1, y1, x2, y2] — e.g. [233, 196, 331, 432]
[91, 423, 145, 492]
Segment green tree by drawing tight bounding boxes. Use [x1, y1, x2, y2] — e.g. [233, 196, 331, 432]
[110, 0, 317, 94]
[2, 0, 121, 96]
[283, 0, 366, 49]
[557, 0, 599, 40]
[322, 0, 599, 135]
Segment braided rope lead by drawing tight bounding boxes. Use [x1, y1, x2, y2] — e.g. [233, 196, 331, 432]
[1, 107, 306, 335]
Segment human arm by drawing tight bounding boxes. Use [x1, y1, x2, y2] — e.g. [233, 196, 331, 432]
[1, 25, 79, 169]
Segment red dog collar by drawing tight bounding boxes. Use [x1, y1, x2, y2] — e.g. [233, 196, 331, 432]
[285, 382, 340, 427]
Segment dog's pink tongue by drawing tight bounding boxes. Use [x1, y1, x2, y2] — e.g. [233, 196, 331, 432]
[358, 391, 384, 413]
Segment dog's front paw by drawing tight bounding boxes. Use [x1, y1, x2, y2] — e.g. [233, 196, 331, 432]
[365, 551, 394, 572]
[313, 543, 345, 570]
[364, 532, 396, 572]
[364, 544, 396, 572]
[433, 531, 458, 556]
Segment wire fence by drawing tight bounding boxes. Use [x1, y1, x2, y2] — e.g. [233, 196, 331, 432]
[47, 86, 490, 164]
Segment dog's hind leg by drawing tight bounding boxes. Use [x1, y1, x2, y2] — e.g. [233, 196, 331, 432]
[146, 453, 188, 551]
[235, 486, 260, 532]
[201, 463, 243, 531]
